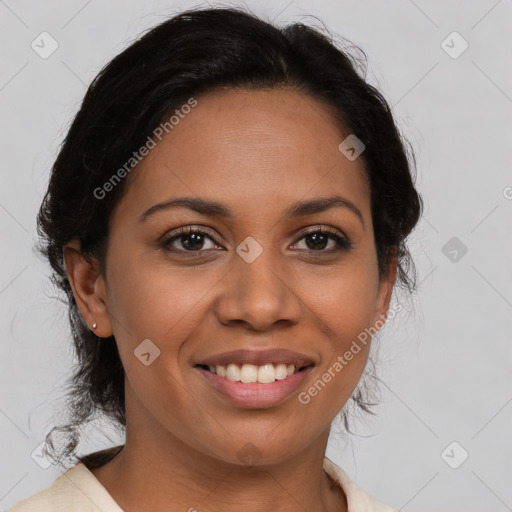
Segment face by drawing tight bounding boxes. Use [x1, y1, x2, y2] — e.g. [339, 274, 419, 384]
[67, 87, 396, 466]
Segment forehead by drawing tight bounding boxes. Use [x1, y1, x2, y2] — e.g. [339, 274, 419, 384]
[115, 87, 371, 221]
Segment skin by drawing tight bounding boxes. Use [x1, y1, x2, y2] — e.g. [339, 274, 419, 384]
[64, 87, 397, 512]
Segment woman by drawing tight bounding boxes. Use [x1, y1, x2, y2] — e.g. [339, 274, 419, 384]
[9, 6, 422, 511]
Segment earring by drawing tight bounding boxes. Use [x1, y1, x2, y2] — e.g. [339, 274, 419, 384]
[92, 323, 97, 330]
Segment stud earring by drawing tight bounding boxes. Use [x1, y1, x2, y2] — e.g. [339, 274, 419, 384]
[92, 322, 97, 329]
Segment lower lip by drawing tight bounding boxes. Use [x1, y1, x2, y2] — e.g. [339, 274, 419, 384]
[195, 366, 314, 408]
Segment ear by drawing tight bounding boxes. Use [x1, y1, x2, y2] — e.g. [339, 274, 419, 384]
[63, 239, 113, 338]
[372, 247, 398, 328]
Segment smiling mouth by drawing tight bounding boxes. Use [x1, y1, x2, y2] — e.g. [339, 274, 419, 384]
[195, 363, 313, 384]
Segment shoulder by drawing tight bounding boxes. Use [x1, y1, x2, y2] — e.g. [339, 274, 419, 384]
[323, 457, 399, 512]
[7, 464, 89, 512]
[7, 460, 122, 512]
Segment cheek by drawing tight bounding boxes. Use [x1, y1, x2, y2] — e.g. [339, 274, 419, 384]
[104, 254, 209, 429]
[105, 248, 219, 343]
[306, 252, 380, 337]
[299, 257, 379, 407]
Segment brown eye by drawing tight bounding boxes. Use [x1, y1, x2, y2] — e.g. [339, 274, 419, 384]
[292, 228, 352, 252]
[162, 227, 220, 252]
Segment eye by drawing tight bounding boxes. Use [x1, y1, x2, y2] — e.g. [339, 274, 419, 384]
[291, 227, 352, 252]
[161, 226, 221, 253]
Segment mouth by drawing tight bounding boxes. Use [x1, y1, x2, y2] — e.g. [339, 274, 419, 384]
[194, 348, 317, 384]
[194, 363, 315, 408]
[193, 348, 317, 407]
[194, 362, 313, 384]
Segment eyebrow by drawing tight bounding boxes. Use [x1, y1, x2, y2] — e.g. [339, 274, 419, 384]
[139, 195, 364, 228]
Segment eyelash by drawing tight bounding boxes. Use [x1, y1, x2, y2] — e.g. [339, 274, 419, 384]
[160, 225, 352, 255]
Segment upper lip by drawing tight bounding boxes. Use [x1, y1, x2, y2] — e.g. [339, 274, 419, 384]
[196, 349, 317, 368]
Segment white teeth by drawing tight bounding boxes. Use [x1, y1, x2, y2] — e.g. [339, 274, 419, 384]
[275, 364, 288, 380]
[258, 364, 275, 384]
[240, 364, 258, 383]
[204, 362, 306, 384]
[226, 363, 241, 381]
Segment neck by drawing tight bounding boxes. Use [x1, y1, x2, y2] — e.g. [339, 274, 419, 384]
[89, 388, 347, 512]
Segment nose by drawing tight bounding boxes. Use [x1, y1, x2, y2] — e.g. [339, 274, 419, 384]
[214, 248, 303, 332]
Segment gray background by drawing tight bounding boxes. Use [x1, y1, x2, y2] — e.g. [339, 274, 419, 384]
[1, 1, 511, 510]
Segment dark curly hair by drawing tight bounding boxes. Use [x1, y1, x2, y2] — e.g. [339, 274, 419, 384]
[37, 6, 423, 468]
